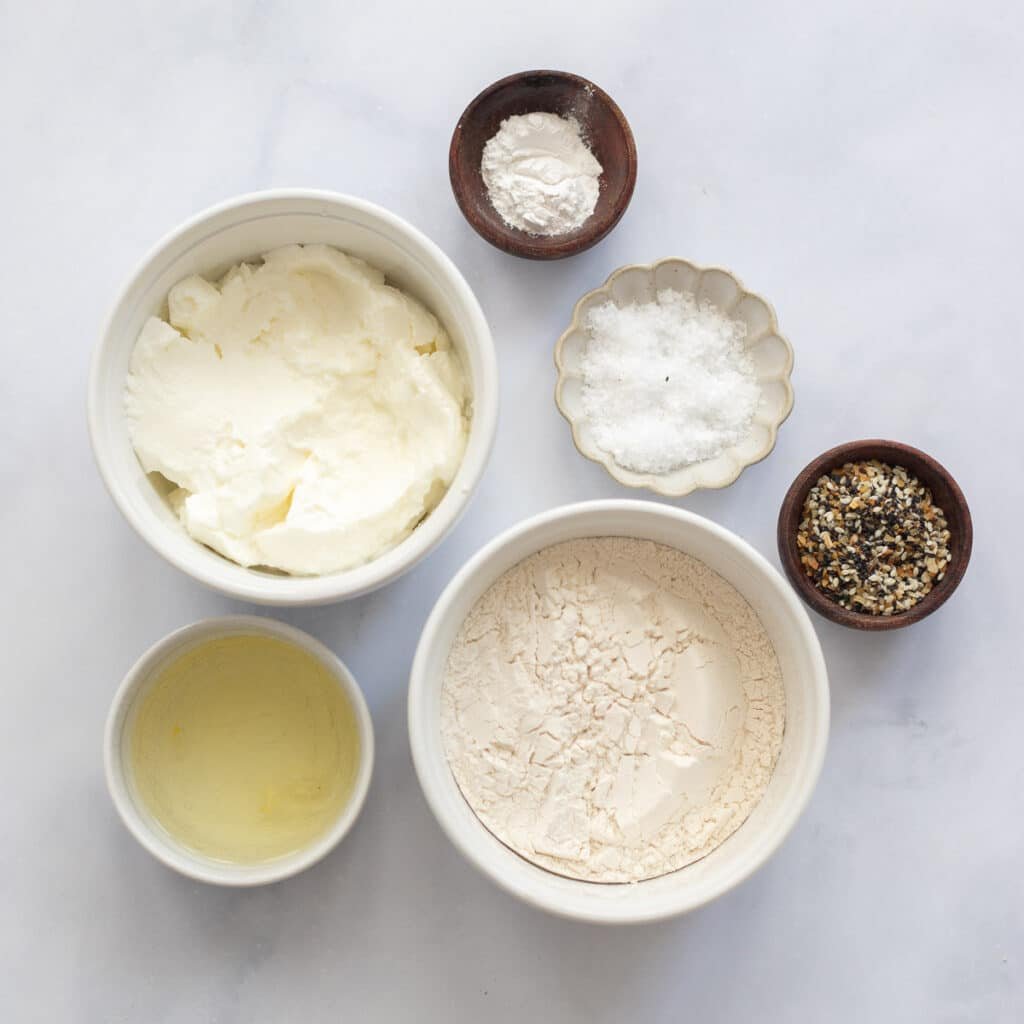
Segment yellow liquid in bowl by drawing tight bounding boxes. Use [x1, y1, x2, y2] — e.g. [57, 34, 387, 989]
[130, 634, 361, 864]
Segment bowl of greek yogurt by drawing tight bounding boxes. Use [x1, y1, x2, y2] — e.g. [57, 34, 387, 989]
[89, 190, 498, 604]
[409, 500, 829, 923]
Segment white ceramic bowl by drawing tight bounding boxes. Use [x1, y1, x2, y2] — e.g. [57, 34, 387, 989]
[555, 259, 794, 497]
[409, 500, 829, 923]
[105, 615, 374, 886]
[89, 190, 498, 605]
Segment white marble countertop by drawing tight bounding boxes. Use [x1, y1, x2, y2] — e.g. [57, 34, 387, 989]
[3, 1, 1021, 1020]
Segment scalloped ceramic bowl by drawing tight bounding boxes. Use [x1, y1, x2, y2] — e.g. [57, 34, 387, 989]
[554, 259, 794, 496]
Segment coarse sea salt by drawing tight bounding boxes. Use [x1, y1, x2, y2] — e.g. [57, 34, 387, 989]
[579, 289, 761, 475]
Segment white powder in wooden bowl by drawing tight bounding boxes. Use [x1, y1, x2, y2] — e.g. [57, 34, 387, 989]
[481, 112, 602, 236]
[440, 537, 785, 883]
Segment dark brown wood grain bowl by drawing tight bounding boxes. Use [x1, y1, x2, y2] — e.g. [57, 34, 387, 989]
[777, 440, 972, 631]
[449, 70, 637, 260]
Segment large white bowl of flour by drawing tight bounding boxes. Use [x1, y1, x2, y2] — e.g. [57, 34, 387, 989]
[409, 500, 829, 923]
[89, 190, 497, 604]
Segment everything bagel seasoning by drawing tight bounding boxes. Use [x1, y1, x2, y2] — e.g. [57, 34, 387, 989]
[796, 460, 951, 615]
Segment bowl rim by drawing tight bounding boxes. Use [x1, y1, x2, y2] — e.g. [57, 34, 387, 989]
[87, 188, 498, 606]
[554, 258, 795, 496]
[448, 69, 638, 260]
[408, 498, 830, 923]
[103, 615, 375, 886]
[776, 439, 973, 631]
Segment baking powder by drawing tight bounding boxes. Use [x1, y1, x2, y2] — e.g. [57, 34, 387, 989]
[441, 537, 785, 883]
[481, 112, 602, 236]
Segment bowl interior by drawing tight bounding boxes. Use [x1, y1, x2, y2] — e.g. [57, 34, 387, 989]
[409, 502, 829, 923]
[450, 71, 637, 259]
[777, 441, 973, 631]
[91, 193, 495, 604]
[555, 261, 794, 496]
[106, 616, 374, 886]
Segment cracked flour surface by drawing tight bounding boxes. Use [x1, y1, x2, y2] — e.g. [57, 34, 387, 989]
[441, 537, 785, 883]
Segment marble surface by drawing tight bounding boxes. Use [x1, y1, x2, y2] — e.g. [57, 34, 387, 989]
[2, 1, 1021, 1020]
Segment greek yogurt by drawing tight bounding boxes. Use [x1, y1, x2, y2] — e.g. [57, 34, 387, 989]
[125, 244, 468, 575]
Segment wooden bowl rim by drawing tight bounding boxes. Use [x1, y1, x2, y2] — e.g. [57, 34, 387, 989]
[448, 69, 638, 261]
[776, 439, 973, 631]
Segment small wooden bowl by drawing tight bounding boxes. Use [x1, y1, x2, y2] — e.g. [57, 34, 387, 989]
[777, 440, 972, 631]
[449, 70, 637, 260]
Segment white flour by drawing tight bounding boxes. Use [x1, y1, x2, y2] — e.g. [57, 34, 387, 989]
[481, 112, 602, 236]
[441, 537, 786, 883]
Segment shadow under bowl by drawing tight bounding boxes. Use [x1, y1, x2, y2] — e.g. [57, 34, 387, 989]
[777, 439, 972, 631]
[449, 70, 637, 260]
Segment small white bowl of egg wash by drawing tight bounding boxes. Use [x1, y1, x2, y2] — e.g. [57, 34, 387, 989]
[105, 616, 373, 886]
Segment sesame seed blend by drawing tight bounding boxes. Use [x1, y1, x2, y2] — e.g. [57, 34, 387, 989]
[796, 460, 952, 616]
